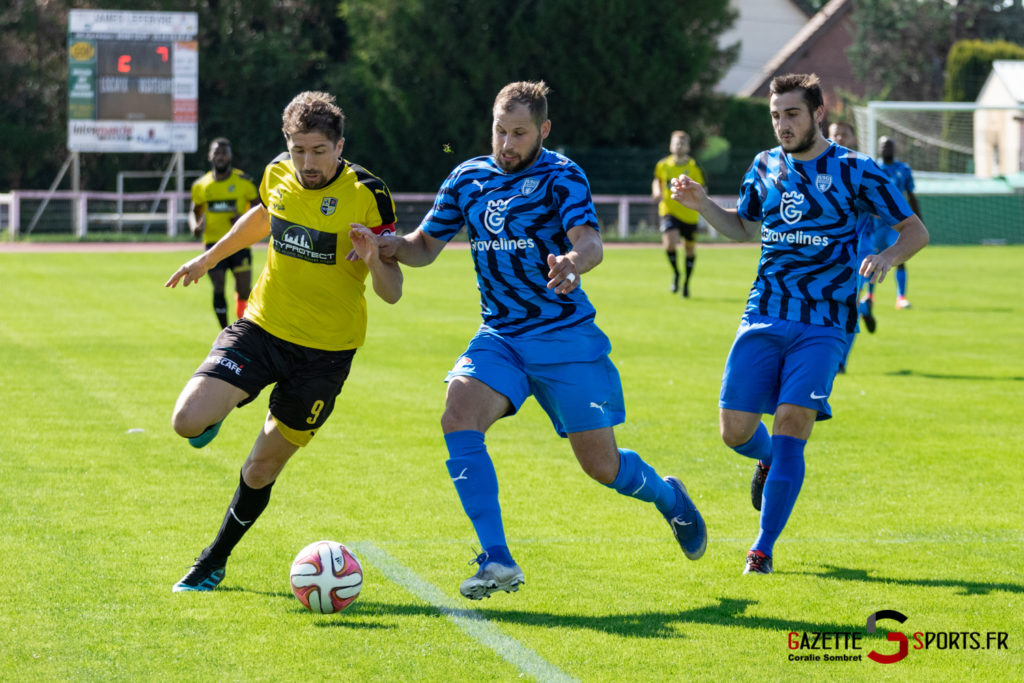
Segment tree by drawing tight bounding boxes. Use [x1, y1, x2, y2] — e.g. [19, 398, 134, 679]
[333, 0, 738, 190]
[849, 0, 1024, 102]
[0, 0, 69, 189]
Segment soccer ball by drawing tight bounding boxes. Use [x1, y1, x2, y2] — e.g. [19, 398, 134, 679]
[289, 540, 363, 613]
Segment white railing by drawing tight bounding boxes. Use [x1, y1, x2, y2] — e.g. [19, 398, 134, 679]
[2, 190, 737, 241]
[6, 190, 188, 239]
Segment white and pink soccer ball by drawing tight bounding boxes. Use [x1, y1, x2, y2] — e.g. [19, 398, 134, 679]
[289, 540, 362, 614]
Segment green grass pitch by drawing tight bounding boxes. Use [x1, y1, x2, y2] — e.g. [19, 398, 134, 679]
[0, 243, 1020, 681]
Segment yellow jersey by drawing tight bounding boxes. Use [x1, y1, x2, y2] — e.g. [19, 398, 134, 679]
[190, 168, 259, 244]
[654, 155, 704, 224]
[244, 155, 397, 351]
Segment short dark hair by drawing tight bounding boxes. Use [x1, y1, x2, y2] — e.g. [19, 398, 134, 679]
[210, 137, 231, 150]
[494, 81, 550, 127]
[281, 91, 344, 143]
[769, 73, 824, 114]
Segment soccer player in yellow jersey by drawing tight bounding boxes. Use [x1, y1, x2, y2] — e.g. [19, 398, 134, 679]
[165, 91, 403, 592]
[189, 138, 259, 327]
[652, 131, 705, 297]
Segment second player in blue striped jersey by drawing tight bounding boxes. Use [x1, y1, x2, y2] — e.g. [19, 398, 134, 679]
[737, 140, 913, 332]
[420, 147, 599, 339]
[672, 73, 929, 576]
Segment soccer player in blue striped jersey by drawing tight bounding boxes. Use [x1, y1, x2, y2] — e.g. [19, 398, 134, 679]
[870, 136, 922, 310]
[379, 81, 706, 599]
[673, 73, 929, 575]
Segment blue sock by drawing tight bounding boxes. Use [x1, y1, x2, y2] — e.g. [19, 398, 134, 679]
[444, 430, 510, 560]
[896, 267, 908, 297]
[605, 448, 676, 515]
[731, 422, 771, 465]
[752, 435, 806, 556]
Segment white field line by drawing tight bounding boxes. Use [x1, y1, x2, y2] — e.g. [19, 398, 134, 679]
[351, 541, 577, 683]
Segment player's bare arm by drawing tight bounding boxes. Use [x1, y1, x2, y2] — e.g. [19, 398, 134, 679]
[546, 224, 602, 294]
[378, 227, 447, 267]
[166, 204, 270, 288]
[651, 177, 661, 202]
[349, 224, 403, 304]
[859, 215, 929, 284]
[671, 175, 759, 242]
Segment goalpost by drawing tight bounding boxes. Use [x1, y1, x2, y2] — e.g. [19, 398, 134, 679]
[853, 101, 1024, 245]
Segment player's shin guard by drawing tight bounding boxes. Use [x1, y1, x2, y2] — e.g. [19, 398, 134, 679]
[213, 291, 229, 328]
[605, 448, 676, 515]
[732, 422, 772, 464]
[752, 435, 805, 556]
[444, 430, 509, 556]
[201, 470, 275, 566]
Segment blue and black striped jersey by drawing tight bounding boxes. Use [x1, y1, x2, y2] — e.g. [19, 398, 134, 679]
[872, 160, 915, 234]
[737, 143, 913, 332]
[419, 148, 601, 339]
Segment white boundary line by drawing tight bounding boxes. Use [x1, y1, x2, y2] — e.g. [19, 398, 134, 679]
[352, 541, 576, 683]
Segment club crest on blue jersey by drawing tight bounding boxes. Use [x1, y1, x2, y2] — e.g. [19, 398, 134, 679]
[484, 197, 513, 235]
[320, 197, 338, 216]
[815, 174, 833, 193]
[521, 177, 539, 195]
[780, 190, 806, 225]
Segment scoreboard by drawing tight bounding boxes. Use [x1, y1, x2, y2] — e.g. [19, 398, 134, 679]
[68, 10, 198, 152]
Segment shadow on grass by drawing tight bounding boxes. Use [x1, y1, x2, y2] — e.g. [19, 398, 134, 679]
[312, 597, 867, 637]
[798, 565, 1024, 595]
[886, 369, 1024, 381]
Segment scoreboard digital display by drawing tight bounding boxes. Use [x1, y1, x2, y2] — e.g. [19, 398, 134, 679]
[68, 10, 198, 152]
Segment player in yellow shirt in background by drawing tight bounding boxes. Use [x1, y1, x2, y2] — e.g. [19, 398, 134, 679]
[165, 91, 403, 592]
[652, 131, 705, 297]
[189, 138, 259, 327]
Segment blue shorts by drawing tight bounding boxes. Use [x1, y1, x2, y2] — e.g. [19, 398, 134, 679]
[446, 328, 625, 437]
[719, 314, 847, 421]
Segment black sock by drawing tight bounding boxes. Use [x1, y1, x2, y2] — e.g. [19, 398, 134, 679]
[213, 292, 228, 328]
[685, 255, 695, 283]
[200, 471, 275, 566]
[666, 250, 678, 275]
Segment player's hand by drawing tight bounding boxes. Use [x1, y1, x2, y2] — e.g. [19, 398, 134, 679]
[859, 253, 894, 285]
[670, 174, 706, 210]
[165, 255, 209, 288]
[546, 252, 578, 294]
[376, 233, 402, 261]
[347, 224, 380, 264]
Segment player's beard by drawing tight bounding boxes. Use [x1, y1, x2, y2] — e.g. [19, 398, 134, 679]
[298, 173, 327, 190]
[494, 138, 542, 173]
[778, 124, 818, 155]
[213, 161, 230, 175]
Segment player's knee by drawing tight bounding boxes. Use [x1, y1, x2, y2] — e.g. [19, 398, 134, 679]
[171, 406, 207, 438]
[440, 407, 468, 434]
[720, 423, 753, 449]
